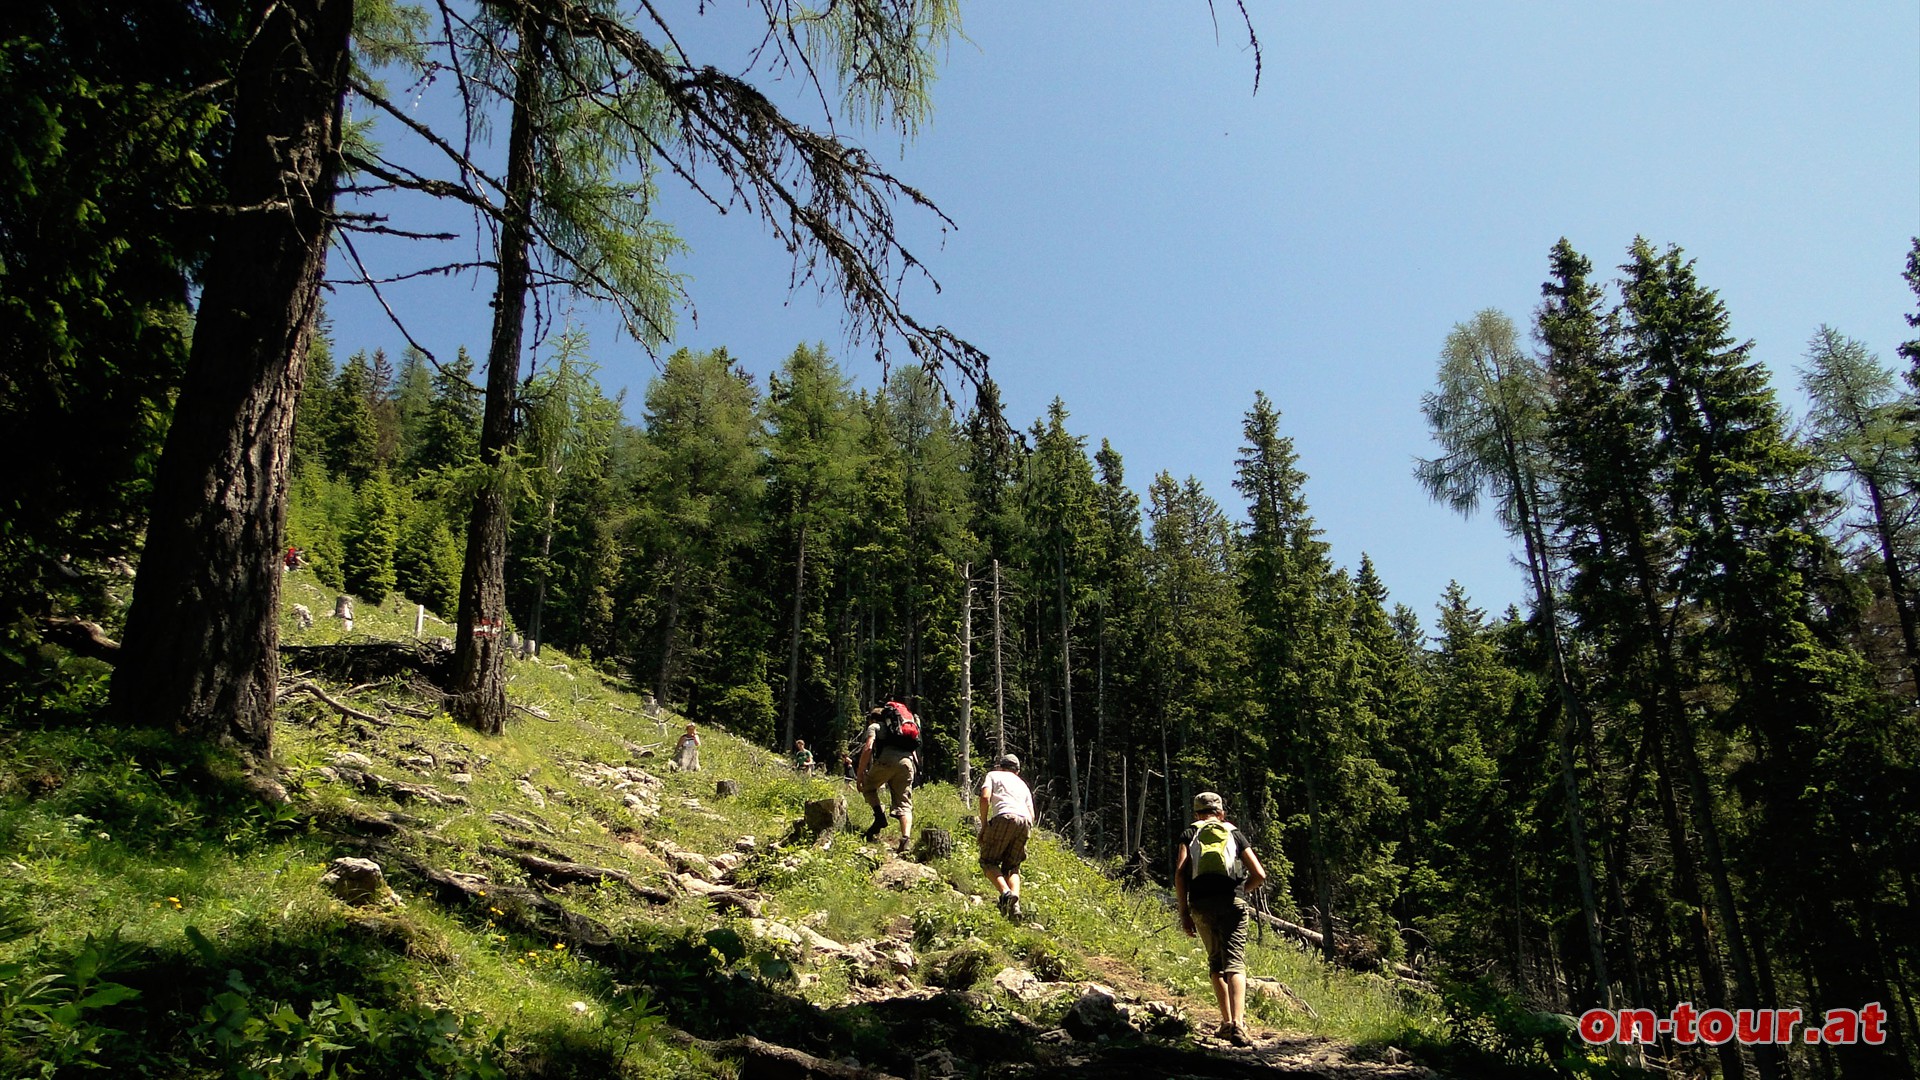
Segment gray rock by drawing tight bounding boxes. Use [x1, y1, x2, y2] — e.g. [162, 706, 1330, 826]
[1062, 984, 1127, 1041]
[320, 857, 401, 908]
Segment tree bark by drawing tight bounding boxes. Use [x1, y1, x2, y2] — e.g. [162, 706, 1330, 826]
[450, 9, 540, 736]
[112, 0, 354, 754]
[782, 520, 810, 752]
[1056, 549, 1085, 850]
[992, 558, 1006, 758]
[959, 562, 974, 799]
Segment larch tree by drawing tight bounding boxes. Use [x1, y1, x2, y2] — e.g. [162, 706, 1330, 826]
[1415, 301, 1613, 1008]
[110, 0, 355, 756]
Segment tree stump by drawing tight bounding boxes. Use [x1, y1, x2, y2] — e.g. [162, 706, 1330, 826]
[802, 796, 846, 835]
[912, 827, 955, 863]
[715, 779, 740, 798]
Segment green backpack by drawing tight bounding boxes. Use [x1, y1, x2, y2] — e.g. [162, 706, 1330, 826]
[1189, 820, 1239, 880]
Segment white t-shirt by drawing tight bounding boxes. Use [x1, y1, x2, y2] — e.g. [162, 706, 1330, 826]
[978, 769, 1034, 823]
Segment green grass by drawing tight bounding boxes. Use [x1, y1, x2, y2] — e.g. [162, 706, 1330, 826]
[0, 574, 1466, 1077]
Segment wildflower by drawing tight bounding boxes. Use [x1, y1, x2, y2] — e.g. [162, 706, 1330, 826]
[553, 942, 566, 951]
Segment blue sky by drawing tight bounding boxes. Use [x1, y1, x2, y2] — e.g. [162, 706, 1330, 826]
[330, 2, 1920, 625]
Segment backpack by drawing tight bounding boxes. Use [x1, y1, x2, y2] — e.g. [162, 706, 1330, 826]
[1187, 820, 1240, 881]
[881, 701, 921, 752]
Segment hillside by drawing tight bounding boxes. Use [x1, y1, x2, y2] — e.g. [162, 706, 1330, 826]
[0, 576, 1579, 1078]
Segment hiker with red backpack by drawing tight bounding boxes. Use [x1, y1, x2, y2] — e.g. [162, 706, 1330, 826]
[856, 700, 920, 850]
[1175, 791, 1268, 1047]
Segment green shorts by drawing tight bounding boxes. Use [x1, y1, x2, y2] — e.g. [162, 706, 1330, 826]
[1190, 894, 1248, 976]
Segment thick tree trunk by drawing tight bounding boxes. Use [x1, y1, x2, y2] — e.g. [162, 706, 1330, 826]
[112, 0, 354, 754]
[450, 12, 540, 736]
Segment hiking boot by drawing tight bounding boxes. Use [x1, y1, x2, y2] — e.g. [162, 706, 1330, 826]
[1226, 1022, 1255, 1048]
[863, 817, 886, 841]
[996, 891, 1012, 917]
[1214, 1022, 1237, 1042]
[1005, 894, 1022, 920]
[896, 833, 913, 854]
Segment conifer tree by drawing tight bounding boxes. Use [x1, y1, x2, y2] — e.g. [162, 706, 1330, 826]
[327, 351, 382, 484]
[343, 468, 399, 605]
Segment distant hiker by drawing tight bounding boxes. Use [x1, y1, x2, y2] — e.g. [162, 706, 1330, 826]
[792, 739, 815, 775]
[856, 701, 920, 850]
[673, 723, 701, 772]
[976, 754, 1034, 919]
[839, 751, 856, 782]
[284, 545, 303, 572]
[1175, 791, 1267, 1047]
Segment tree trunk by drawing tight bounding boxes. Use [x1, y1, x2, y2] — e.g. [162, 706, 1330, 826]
[1056, 549, 1085, 850]
[959, 562, 974, 799]
[112, 0, 354, 754]
[527, 492, 556, 659]
[992, 558, 1006, 758]
[450, 10, 540, 736]
[1863, 474, 1920, 698]
[782, 520, 810, 752]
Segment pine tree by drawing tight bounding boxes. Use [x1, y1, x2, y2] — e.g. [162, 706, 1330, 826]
[409, 346, 481, 476]
[343, 468, 399, 606]
[327, 351, 382, 484]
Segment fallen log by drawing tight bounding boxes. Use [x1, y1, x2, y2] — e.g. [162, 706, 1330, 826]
[39, 617, 120, 664]
[665, 1031, 905, 1080]
[1249, 910, 1433, 989]
[284, 680, 390, 727]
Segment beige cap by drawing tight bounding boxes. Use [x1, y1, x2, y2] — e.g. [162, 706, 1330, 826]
[1192, 791, 1225, 815]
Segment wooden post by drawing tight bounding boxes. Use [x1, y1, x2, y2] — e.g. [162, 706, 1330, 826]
[415, 604, 425, 639]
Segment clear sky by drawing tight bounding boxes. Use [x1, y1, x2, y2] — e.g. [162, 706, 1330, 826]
[329, 2, 1920, 625]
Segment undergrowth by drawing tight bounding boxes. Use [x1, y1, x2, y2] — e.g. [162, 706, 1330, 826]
[0, 571, 1562, 1077]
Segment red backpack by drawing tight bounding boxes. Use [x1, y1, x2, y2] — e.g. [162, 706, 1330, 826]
[881, 701, 921, 752]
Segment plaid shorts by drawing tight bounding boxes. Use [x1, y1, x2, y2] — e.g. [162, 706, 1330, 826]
[977, 814, 1032, 873]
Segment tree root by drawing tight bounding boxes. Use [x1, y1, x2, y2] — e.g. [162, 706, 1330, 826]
[283, 679, 392, 727]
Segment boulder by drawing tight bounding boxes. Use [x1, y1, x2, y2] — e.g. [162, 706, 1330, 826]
[1062, 984, 1127, 1042]
[320, 857, 401, 908]
[292, 604, 313, 630]
[802, 796, 846, 835]
[992, 966, 1047, 1002]
[715, 779, 740, 798]
[794, 924, 848, 955]
[515, 779, 547, 808]
[873, 859, 940, 891]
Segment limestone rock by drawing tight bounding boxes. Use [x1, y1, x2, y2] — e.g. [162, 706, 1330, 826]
[320, 857, 401, 908]
[715, 779, 739, 798]
[330, 751, 376, 770]
[992, 966, 1045, 1002]
[873, 859, 940, 891]
[748, 918, 803, 947]
[292, 604, 313, 630]
[515, 779, 547, 808]
[794, 925, 848, 955]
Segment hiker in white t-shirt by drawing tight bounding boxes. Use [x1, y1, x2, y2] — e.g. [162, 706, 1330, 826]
[976, 754, 1035, 919]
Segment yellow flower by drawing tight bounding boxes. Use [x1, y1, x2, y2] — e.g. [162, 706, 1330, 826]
[553, 943, 566, 951]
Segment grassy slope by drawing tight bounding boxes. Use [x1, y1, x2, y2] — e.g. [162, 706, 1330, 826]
[0, 575, 1452, 1078]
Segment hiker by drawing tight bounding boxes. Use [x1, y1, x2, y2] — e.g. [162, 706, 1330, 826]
[1174, 791, 1268, 1047]
[839, 751, 855, 782]
[976, 754, 1034, 919]
[792, 739, 815, 775]
[855, 701, 920, 850]
[673, 723, 701, 772]
[284, 545, 303, 572]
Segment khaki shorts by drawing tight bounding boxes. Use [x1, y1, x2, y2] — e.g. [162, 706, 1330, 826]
[860, 755, 915, 817]
[1190, 893, 1249, 976]
[977, 814, 1032, 873]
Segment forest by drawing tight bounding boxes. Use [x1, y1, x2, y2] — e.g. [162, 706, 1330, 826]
[3, 1, 1915, 1078]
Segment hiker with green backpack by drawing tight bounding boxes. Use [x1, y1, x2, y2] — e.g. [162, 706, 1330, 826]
[1175, 791, 1268, 1047]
